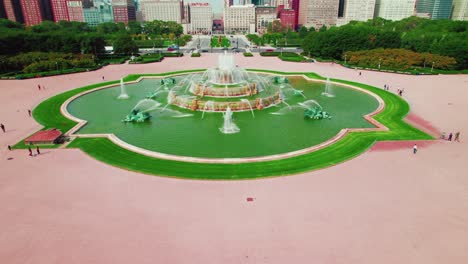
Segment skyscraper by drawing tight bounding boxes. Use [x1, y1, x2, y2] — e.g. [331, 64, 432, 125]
[337, 0, 376, 26]
[112, 0, 136, 23]
[67, 0, 84, 22]
[374, 0, 416, 21]
[187, 2, 212, 34]
[50, 0, 69, 21]
[298, 0, 340, 28]
[2, 0, 24, 23]
[416, 0, 453, 20]
[20, 0, 45, 26]
[451, 0, 467, 20]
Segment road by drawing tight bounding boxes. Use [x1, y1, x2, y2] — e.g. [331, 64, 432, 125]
[140, 35, 303, 54]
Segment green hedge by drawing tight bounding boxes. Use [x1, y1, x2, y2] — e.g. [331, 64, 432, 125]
[191, 53, 201, 57]
[14, 66, 103, 79]
[243, 52, 253, 57]
[161, 52, 184, 57]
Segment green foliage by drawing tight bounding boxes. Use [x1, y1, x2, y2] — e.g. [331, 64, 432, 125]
[130, 53, 163, 64]
[191, 53, 201, 57]
[113, 34, 138, 55]
[346, 48, 457, 70]
[243, 52, 253, 57]
[302, 17, 468, 69]
[211, 36, 230, 47]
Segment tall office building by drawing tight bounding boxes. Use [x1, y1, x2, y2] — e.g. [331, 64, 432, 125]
[337, 0, 376, 26]
[298, 0, 339, 28]
[416, 0, 453, 20]
[112, 0, 136, 23]
[140, 0, 182, 22]
[280, 8, 295, 29]
[256, 6, 277, 33]
[290, 0, 300, 29]
[186, 2, 212, 34]
[67, 0, 84, 22]
[451, 0, 467, 20]
[50, 0, 69, 21]
[83, 0, 114, 26]
[2, 0, 24, 23]
[0, 0, 7, 18]
[224, 4, 255, 34]
[21, 0, 46, 26]
[83, 0, 94, 8]
[374, 0, 416, 21]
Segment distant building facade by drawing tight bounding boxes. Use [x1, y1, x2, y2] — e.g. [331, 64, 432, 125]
[256, 6, 277, 34]
[112, 0, 136, 23]
[2, 0, 24, 23]
[280, 8, 295, 30]
[298, 0, 340, 28]
[337, 0, 376, 26]
[374, 0, 416, 21]
[140, 0, 182, 22]
[224, 4, 256, 34]
[451, 0, 467, 20]
[186, 2, 212, 34]
[67, 0, 84, 22]
[416, 0, 453, 20]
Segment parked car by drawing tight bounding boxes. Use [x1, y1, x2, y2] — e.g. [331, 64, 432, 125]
[167, 47, 175, 51]
[265, 49, 275, 52]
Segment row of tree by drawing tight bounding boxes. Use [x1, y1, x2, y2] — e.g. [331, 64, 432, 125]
[302, 17, 467, 69]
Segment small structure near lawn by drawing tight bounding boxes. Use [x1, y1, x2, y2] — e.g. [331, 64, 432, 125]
[24, 129, 62, 145]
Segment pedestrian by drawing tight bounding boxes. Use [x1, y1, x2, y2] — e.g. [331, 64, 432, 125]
[28, 147, 32, 156]
[0, 123, 5, 133]
[359, 71, 362, 76]
[102, 76, 105, 80]
[384, 84, 387, 90]
[455, 131, 460, 142]
[413, 144, 418, 154]
[441, 132, 446, 140]
[36, 146, 40, 155]
[28, 109, 32, 117]
[8, 145, 11, 151]
[448, 132, 453, 141]
[37, 84, 41, 90]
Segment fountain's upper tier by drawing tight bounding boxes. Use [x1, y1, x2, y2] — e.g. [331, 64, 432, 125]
[218, 51, 235, 71]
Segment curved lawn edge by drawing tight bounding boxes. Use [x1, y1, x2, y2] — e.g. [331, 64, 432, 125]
[25, 70, 432, 179]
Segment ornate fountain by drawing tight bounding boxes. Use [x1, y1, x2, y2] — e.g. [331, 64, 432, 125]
[167, 51, 283, 113]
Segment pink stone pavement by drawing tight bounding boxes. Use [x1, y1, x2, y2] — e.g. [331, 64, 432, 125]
[1, 54, 467, 263]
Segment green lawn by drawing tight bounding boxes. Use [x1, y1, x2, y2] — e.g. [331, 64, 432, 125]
[23, 70, 433, 179]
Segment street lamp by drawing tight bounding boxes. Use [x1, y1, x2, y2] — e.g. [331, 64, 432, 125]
[55, 61, 58, 71]
[344, 54, 347, 65]
[378, 58, 382, 70]
[431, 61, 435, 72]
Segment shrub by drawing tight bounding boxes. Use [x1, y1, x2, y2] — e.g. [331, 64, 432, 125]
[243, 52, 253, 57]
[191, 53, 201, 57]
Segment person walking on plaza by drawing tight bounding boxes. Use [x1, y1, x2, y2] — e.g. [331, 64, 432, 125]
[28, 147, 32, 156]
[0, 123, 5, 133]
[413, 144, 418, 154]
[37, 84, 41, 90]
[455, 131, 460, 142]
[36, 146, 40, 155]
[28, 109, 32, 117]
[448, 132, 453, 141]
[8, 145, 11, 151]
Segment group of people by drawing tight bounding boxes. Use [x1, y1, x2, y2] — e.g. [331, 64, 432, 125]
[383, 84, 390, 91]
[441, 131, 461, 142]
[28, 146, 40, 156]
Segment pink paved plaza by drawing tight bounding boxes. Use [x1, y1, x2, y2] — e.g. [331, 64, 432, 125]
[1, 54, 467, 263]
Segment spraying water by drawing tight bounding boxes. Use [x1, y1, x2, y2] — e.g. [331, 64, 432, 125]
[219, 106, 240, 134]
[118, 78, 129, 99]
[321, 77, 335, 97]
[241, 99, 255, 118]
[201, 101, 215, 119]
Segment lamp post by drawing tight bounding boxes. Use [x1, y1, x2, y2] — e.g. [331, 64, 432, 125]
[344, 54, 347, 65]
[55, 61, 58, 71]
[431, 61, 435, 72]
[378, 58, 382, 70]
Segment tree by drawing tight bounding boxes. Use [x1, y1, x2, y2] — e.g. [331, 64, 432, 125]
[113, 34, 138, 55]
[299, 26, 308, 38]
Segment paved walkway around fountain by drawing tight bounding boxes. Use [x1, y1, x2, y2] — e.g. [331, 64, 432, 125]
[1, 54, 467, 263]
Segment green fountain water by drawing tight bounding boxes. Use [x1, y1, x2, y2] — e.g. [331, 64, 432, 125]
[67, 53, 379, 158]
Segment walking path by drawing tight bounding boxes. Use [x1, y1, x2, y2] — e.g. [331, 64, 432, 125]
[1, 54, 467, 263]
